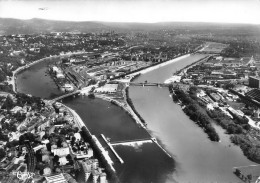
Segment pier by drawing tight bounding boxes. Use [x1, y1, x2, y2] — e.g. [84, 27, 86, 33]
[110, 138, 153, 146]
[101, 134, 124, 164]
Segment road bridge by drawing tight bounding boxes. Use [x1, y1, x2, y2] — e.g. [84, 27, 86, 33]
[50, 90, 80, 103]
[126, 82, 170, 87]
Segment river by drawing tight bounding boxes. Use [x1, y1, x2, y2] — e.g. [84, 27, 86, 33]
[16, 57, 63, 99]
[129, 54, 254, 183]
[16, 54, 254, 183]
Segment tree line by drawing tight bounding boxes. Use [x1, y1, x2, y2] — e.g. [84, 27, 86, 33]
[170, 87, 220, 142]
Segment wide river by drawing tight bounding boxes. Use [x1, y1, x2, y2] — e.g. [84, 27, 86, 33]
[16, 54, 255, 183]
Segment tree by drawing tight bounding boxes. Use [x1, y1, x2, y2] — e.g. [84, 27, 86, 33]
[25, 132, 35, 141]
[2, 95, 14, 110]
[0, 148, 6, 159]
[19, 132, 35, 144]
[6, 140, 19, 148]
[66, 154, 72, 161]
[71, 136, 76, 146]
[242, 124, 251, 131]
[74, 127, 79, 133]
[0, 131, 8, 141]
[14, 112, 26, 122]
[53, 155, 59, 164]
[19, 135, 26, 144]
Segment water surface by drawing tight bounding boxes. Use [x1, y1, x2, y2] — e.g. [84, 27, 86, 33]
[129, 54, 254, 183]
[16, 54, 255, 183]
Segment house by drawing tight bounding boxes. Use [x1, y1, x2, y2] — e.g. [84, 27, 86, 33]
[33, 144, 45, 152]
[74, 133, 81, 141]
[81, 159, 103, 182]
[59, 156, 69, 166]
[10, 106, 23, 114]
[52, 147, 70, 157]
[56, 73, 65, 79]
[43, 167, 52, 176]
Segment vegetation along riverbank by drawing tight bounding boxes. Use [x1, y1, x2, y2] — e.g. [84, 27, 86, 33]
[169, 85, 220, 141]
[169, 84, 260, 163]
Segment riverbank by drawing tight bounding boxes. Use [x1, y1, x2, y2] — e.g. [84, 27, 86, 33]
[164, 54, 210, 84]
[169, 87, 220, 142]
[93, 90, 173, 159]
[114, 54, 191, 83]
[128, 53, 254, 182]
[94, 92, 147, 129]
[60, 102, 86, 128]
[11, 51, 85, 93]
[59, 102, 119, 182]
[128, 54, 191, 76]
[11, 55, 57, 92]
[14, 49, 251, 182]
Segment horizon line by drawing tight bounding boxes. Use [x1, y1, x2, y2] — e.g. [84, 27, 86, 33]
[1, 17, 259, 26]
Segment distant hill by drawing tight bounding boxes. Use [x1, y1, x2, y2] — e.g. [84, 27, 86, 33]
[0, 18, 259, 35]
[0, 18, 112, 35]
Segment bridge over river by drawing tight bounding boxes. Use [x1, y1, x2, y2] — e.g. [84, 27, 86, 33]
[50, 90, 80, 104]
[49, 81, 171, 104]
[126, 82, 170, 87]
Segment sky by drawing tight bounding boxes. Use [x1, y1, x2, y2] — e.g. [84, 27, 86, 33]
[0, 0, 260, 24]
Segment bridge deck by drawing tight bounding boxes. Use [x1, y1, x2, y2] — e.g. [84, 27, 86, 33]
[128, 82, 169, 87]
[51, 90, 80, 103]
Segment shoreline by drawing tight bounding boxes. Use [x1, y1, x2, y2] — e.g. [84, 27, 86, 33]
[58, 102, 118, 179]
[11, 55, 58, 93]
[164, 54, 211, 84]
[127, 54, 191, 78]
[11, 51, 85, 93]
[94, 93, 173, 158]
[12, 51, 195, 177]
[94, 93, 147, 129]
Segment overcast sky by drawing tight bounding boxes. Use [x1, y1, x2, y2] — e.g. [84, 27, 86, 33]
[0, 0, 259, 24]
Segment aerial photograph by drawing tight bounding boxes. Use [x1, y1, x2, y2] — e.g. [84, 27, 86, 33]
[0, 0, 260, 182]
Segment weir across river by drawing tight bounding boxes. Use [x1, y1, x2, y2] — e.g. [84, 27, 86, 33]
[100, 133, 172, 164]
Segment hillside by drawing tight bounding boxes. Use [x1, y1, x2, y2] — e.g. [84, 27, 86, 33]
[0, 18, 259, 35]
